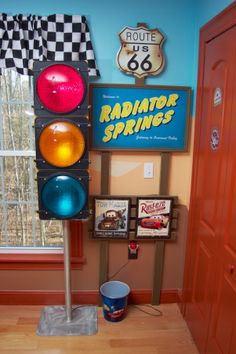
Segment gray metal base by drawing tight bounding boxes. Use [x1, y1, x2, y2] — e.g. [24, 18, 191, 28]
[37, 305, 98, 336]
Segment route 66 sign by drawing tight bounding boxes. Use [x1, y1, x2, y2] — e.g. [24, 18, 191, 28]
[116, 26, 165, 78]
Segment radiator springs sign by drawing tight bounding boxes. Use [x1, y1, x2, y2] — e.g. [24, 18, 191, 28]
[101, 94, 177, 143]
[90, 84, 191, 152]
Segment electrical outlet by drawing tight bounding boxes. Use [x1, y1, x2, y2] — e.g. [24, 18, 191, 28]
[128, 241, 139, 259]
[144, 162, 154, 179]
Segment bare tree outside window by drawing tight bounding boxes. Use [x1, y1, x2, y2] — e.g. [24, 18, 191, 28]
[0, 70, 63, 248]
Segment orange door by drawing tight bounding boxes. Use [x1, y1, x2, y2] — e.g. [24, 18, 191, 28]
[205, 25, 236, 354]
[183, 5, 236, 354]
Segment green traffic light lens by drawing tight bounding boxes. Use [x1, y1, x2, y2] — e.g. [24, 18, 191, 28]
[39, 120, 85, 167]
[41, 175, 86, 219]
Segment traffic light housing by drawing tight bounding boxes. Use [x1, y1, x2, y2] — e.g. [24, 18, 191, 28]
[33, 61, 90, 220]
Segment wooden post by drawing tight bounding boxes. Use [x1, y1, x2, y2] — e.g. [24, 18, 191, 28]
[134, 22, 172, 305]
[152, 152, 171, 305]
[99, 151, 111, 288]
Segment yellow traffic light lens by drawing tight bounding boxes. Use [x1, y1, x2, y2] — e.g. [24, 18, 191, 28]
[39, 121, 85, 167]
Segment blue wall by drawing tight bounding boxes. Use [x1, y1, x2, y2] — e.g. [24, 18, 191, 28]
[1, 0, 233, 110]
[197, 0, 234, 28]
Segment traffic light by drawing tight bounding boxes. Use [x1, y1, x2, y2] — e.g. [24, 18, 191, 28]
[33, 61, 90, 220]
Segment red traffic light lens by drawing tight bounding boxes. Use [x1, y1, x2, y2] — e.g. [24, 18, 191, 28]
[38, 120, 85, 167]
[36, 64, 85, 113]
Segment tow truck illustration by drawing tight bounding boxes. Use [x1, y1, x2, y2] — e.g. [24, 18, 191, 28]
[98, 208, 126, 230]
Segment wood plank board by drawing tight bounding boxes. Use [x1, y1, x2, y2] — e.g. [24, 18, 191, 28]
[0, 303, 199, 354]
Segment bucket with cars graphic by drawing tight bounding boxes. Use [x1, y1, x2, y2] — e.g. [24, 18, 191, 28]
[100, 280, 130, 322]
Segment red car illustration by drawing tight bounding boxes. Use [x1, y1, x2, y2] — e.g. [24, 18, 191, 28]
[140, 215, 169, 229]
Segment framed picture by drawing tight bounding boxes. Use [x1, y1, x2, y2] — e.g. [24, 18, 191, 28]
[136, 197, 173, 239]
[89, 83, 191, 152]
[93, 197, 131, 239]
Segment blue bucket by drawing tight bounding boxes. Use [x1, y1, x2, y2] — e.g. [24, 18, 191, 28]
[100, 281, 130, 322]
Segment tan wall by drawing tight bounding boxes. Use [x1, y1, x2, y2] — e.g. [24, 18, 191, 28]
[90, 140, 193, 207]
[0, 122, 194, 293]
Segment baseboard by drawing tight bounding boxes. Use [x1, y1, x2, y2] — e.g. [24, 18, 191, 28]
[0, 288, 181, 305]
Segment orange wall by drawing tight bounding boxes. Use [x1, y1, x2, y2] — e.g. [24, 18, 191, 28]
[90, 121, 194, 207]
[0, 121, 194, 296]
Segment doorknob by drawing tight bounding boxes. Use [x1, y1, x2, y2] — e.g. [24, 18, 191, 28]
[228, 264, 235, 274]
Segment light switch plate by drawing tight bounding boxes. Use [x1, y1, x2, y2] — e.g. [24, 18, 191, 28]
[144, 162, 154, 178]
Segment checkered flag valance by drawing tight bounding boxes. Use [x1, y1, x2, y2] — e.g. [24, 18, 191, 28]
[0, 13, 100, 76]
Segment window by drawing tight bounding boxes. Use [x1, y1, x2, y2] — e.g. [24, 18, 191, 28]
[0, 69, 64, 248]
[0, 70, 84, 269]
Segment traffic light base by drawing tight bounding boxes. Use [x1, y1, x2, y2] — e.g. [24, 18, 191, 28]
[37, 305, 97, 336]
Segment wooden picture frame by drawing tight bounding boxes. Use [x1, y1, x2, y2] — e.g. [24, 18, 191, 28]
[135, 197, 173, 239]
[92, 196, 131, 239]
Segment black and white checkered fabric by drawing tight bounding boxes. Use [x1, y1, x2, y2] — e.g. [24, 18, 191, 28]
[0, 13, 100, 76]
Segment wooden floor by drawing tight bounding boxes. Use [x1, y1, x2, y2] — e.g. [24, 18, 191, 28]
[0, 303, 199, 354]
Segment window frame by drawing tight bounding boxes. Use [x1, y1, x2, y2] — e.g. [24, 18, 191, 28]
[0, 220, 85, 270]
[0, 71, 86, 270]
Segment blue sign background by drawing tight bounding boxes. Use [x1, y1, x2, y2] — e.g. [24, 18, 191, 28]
[90, 84, 191, 151]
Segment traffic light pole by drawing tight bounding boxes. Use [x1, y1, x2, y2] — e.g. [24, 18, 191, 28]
[63, 220, 72, 323]
[37, 219, 97, 335]
[34, 61, 97, 336]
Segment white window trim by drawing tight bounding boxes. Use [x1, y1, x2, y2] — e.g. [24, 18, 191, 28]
[0, 150, 36, 157]
[0, 247, 63, 254]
